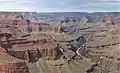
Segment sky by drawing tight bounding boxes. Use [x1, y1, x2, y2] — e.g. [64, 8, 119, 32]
[0, 0, 119, 12]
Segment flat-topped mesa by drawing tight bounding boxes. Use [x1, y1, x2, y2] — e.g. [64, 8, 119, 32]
[102, 14, 120, 25]
[8, 38, 61, 62]
[0, 47, 28, 73]
[0, 33, 61, 62]
[0, 31, 62, 62]
[0, 17, 53, 32]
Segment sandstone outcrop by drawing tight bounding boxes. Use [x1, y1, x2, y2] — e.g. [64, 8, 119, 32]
[0, 47, 28, 73]
[0, 30, 61, 61]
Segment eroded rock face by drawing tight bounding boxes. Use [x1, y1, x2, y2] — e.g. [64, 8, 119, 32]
[85, 27, 120, 73]
[0, 62, 28, 73]
[0, 29, 63, 73]
[102, 14, 120, 25]
[8, 44, 60, 61]
[8, 51, 28, 60]
[0, 31, 61, 61]
[0, 47, 29, 73]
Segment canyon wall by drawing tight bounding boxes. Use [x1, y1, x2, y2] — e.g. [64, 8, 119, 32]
[0, 62, 28, 73]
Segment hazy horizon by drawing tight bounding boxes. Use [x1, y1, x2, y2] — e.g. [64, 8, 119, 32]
[0, 0, 119, 12]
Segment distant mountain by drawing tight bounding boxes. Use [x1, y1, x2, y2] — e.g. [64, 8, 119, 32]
[27, 12, 120, 23]
[0, 12, 120, 23]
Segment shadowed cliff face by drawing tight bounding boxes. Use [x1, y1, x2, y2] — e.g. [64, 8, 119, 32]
[0, 12, 120, 73]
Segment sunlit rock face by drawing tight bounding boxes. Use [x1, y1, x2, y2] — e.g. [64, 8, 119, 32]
[0, 32, 61, 61]
[0, 47, 28, 73]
